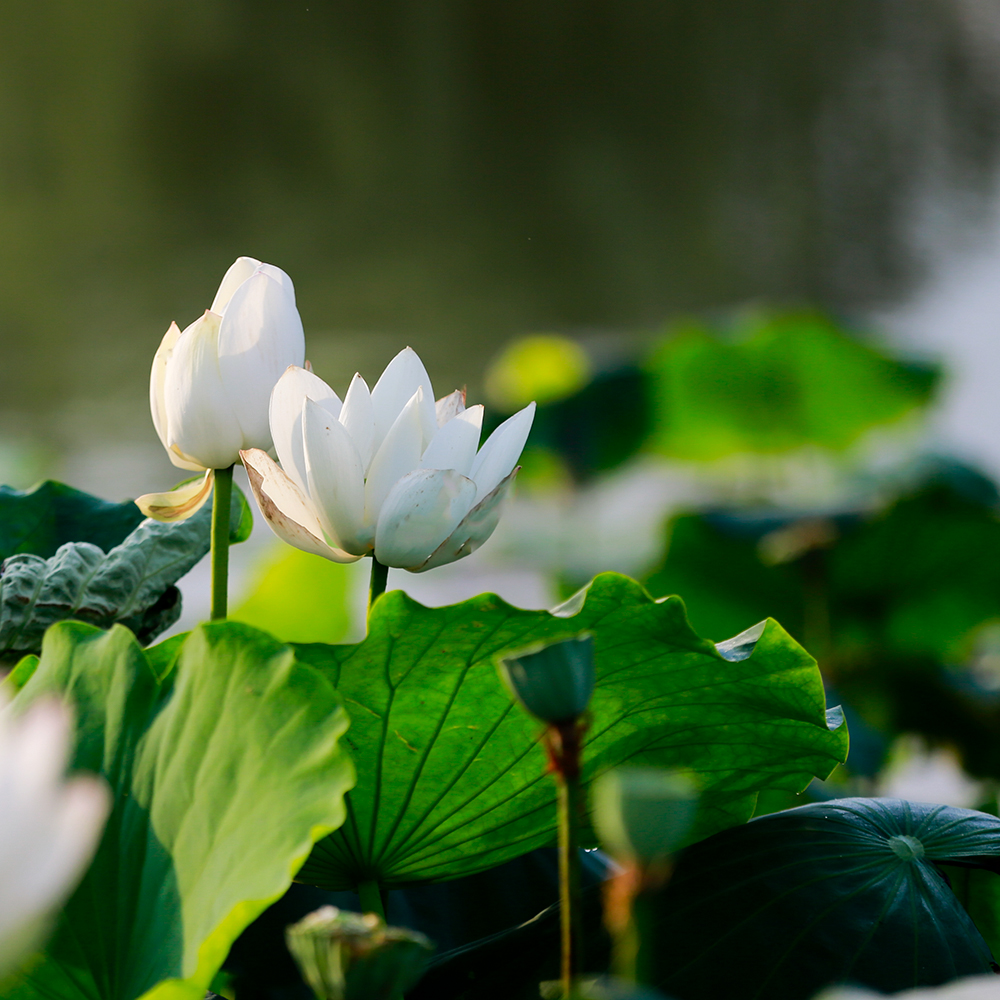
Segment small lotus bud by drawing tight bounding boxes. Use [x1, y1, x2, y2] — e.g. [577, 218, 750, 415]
[592, 767, 699, 865]
[540, 977, 669, 999]
[497, 633, 595, 724]
[285, 906, 433, 1000]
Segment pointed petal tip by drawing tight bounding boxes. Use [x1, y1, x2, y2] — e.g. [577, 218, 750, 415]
[241, 448, 361, 564]
[135, 469, 215, 522]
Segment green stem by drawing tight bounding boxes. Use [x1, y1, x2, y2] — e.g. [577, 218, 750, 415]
[210, 465, 233, 621]
[557, 770, 583, 998]
[357, 878, 386, 920]
[369, 555, 389, 612]
[633, 889, 656, 986]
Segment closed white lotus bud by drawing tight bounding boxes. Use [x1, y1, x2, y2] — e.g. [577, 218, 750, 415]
[139, 257, 306, 521]
[0, 693, 110, 978]
[151, 257, 305, 470]
[241, 347, 535, 571]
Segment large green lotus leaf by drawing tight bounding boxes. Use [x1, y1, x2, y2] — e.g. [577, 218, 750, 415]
[0, 483, 252, 658]
[644, 312, 935, 460]
[294, 572, 846, 890]
[0, 480, 146, 559]
[650, 798, 1000, 1000]
[5, 619, 354, 1000]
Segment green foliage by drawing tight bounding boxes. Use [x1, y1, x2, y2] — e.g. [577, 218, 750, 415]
[647, 514, 802, 645]
[651, 798, 1000, 1000]
[293, 572, 846, 890]
[644, 312, 936, 460]
[0, 482, 253, 658]
[5, 620, 354, 1000]
[649, 477, 1000, 657]
[231, 546, 355, 645]
[644, 471, 1000, 779]
[945, 864, 1000, 961]
[0, 481, 145, 559]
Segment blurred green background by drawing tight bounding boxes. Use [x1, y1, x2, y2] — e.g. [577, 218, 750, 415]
[8, 0, 1000, 802]
[3, 1, 1000, 488]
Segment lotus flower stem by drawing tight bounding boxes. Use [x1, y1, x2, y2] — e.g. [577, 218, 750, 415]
[558, 772, 583, 998]
[369, 556, 389, 611]
[210, 464, 234, 620]
[357, 877, 386, 920]
[548, 720, 585, 999]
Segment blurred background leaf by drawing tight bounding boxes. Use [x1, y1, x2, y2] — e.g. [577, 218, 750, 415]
[230, 546, 354, 646]
[643, 311, 936, 460]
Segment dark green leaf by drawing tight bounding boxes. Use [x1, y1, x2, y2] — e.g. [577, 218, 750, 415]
[0, 483, 252, 656]
[647, 468, 1000, 660]
[294, 572, 846, 890]
[643, 469, 1000, 780]
[645, 514, 803, 645]
[5, 620, 354, 1000]
[0, 481, 145, 559]
[644, 312, 936, 460]
[228, 480, 254, 544]
[651, 798, 1000, 1000]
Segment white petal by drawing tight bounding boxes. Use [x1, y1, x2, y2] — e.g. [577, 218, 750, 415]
[150, 321, 182, 452]
[257, 262, 297, 303]
[374, 468, 477, 569]
[210, 256, 262, 314]
[241, 448, 360, 563]
[0, 695, 110, 972]
[414, 466, 519, 572]
[270, 366, 342, 494]
[370, 347, 437, 451]
[470, 402, 536, 502]
[364, 388, 425, 525]
[30, 774, 110, 905]
[135, 469, 214, 522]
[435, 388, 466, 427]
[8, 700, 71, 792]
[165, 443, 208, 473]
[163, 311, 246, 469]
[217, 267, 306, 451]
[419, 405, 483, 477]
[339, 373, 376, 472]
[303, 399, 371, 555]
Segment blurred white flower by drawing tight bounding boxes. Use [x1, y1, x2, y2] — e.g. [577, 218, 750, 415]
[242, 347, 535, 571]
[137, 256, 305, 521]
[816, 976, 1000, 998]
[0, 693, 110, 978]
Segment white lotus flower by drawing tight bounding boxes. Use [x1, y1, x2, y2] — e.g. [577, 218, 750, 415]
[241, 347, 535, 571]
[137, 256, 305, 521]
[0, 693, 110, 978]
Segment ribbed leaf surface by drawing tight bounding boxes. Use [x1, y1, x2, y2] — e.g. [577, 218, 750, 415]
[295, 572, 847, 889]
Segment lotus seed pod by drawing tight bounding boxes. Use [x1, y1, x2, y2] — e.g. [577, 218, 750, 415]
[285, 906, 433, 1000]
[592, 767, 699, 865]
[497, 633, 595, 723]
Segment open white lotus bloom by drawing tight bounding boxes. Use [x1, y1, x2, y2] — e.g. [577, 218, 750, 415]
[137, 256, 305, 521]
[242, 347, 535, 572]
[0, 693, 110, 978]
